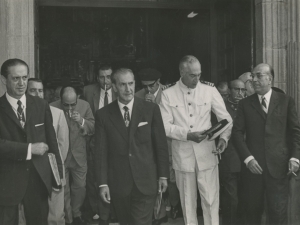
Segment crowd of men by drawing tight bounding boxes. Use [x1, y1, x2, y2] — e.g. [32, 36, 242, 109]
[0, 55, 299, 225]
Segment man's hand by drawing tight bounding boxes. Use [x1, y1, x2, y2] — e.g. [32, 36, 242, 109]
[288, 160, 299, 176]
[71, 111, 83, 124]
[31, 142, 49, 155]
[247, 159, 263, 174]
[187, 132, 207, 143]
[212, 138, 226, 155]
[145, 93, 156, 103]
[158, 178, 168, 193]
[99, 186, 111, 204]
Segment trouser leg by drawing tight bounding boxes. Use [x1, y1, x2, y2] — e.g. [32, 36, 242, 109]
[48, 187, 65, 225]
[69, 160, 87, 218]
[0, 205, 18, 225]
[175, 169, 198, 225]
[64, 162, 73, 223]
[196, 165, 219, 225]
[220, 172, 239, 225]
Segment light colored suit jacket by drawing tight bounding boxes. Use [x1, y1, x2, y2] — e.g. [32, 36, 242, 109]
[50, 106, 69, 185]
[51, 99, 95, 167]
[135, 83, 164, 104]
[159, 79, 232, 172]
[83, 83, 117, 115]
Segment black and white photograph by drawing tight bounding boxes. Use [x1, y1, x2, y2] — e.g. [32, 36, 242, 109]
[0, 0, 300, 225]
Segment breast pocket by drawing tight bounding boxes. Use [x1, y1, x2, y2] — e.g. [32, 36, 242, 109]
[169, 103, 185, 116]
[196, 102, 210, 117]
[136, 124, 151, 144]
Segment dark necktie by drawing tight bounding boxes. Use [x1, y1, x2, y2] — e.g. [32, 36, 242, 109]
[104, 91, 108, 106]
[17, 100, 25, 127]
[123, 106, 130, 127]
[261, 97, 267, 114]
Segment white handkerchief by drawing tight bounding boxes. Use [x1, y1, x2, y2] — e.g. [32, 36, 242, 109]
[35, 123, 44, 127]
[138, 122, 148, 127]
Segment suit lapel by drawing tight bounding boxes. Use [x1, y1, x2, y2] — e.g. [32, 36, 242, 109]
[129, 98, 143, 141]
[109, 101, 129, 143]
[93, 85, 100, 111]
[267, 91, 279, 116]
[25, 95, 34, 127]
[251, 94, 266, 120]
[0, 95, 24, 130]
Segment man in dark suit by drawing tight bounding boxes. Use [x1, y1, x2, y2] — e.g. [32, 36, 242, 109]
[0, 58, 63, 225]
[232, 63, 300, 225]
[83, 65, 117, 115]
[83, 65, 117, 224]
[95, 68, 169, 225]
[219, 79, 245, 225]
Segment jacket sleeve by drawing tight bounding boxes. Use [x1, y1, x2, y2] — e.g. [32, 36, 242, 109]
[211, 87, 233, 143]
[152, 104, 170, 179]
[94, 110, 108, 186]
[287, 96, 300, 160]
[232, 100, 252, 161]
[80, 104, 95, 136]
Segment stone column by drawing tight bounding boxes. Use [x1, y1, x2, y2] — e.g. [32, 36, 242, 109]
[286, 0, 300, 118]
[0, 0, 36, 83]
[254, 0, 287, 91]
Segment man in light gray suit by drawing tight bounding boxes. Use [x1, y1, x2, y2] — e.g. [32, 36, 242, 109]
[51, 86, 94, 225]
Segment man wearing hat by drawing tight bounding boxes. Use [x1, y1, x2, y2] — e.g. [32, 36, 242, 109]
[135, 68, 165, 104]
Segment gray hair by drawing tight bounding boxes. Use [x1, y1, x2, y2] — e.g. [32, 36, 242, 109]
[111, 68, 134, 84]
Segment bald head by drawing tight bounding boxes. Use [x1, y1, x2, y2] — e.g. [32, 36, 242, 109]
[238, 72, 255, 96]
[61, 87, 78, 112]
[228, 79, 246, 103]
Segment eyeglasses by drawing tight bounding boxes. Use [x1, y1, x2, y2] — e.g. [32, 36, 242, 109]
[232, 88, 247, 92]
[62, 101, 77, 107]
[250, 73, 269, 80]
[142, 80, 158, 89]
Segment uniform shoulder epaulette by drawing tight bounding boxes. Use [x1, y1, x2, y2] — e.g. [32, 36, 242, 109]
[162, 82, 176, 91]
[200, 80, 215, 87]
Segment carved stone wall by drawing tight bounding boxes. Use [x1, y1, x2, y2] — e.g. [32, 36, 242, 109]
[255, 0, 287, 91]
[0, 0, 36, 77]
[287, 0, 300, 118]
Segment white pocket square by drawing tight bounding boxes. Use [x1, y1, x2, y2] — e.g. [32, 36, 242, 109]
[35, 123, 44, 127]
[138, 122, 148, 127]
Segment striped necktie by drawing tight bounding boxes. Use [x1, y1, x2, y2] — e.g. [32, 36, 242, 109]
[261, 96, 267, 114]
[17, 100, 25, 127]
[123, 106, 130, 127]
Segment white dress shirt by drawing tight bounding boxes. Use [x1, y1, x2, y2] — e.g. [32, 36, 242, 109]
[117, 98, 134, 120]
[99, 88, 112, 109]
[244, 89, 299, 165]
[6, 93, 31, 160]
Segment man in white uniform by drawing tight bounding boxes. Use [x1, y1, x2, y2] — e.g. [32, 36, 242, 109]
[159, 55, 232, 225]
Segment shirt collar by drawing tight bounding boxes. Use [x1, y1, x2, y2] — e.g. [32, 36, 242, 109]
[6, 92, 26, 109]
[118, 97, 134, 112]
[178, 78, 197, 94]
[258, 88, 272, 102]
[100, 87, 112, 96]
[153, 86, 160, 98]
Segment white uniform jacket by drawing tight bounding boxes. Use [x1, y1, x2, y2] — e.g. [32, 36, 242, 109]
[159, 79, 232, 172]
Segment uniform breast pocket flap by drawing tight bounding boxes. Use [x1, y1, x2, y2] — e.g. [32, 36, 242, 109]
[169, 103, 185, 111]
[196, 102, 210, 117]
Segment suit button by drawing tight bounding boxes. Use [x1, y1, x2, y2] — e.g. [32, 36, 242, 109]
[190, 114, 193, 117]
[129, 154, 132, 157]
[190, 125, 193, 128]
[188, 92, 190, 95]
[188, 103, 191, 106]
[26, 168, 29, 171]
